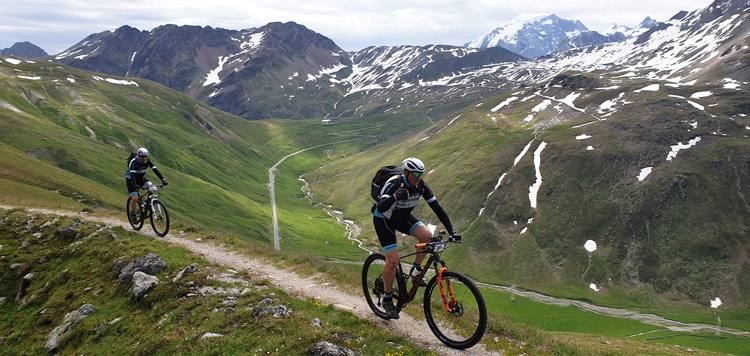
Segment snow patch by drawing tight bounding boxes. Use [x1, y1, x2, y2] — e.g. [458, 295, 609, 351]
[5, 58, 22, 65]
[638, 167, 653, 181]
[634, 84, 659, 92]
[528, 142, 547, 209]
[584, 240, 597, 252]
[514, 140, 533, 166]
[0, 100, 22, 113]
[666, 137, 701, 161]
[203, 56, 229, 86]
[711, 297, 722, 308]
[17, 75, 41, 80]
[105, 78, 138, 86]
[690, 91, 712, 99]
[576, 134, 591, 140]
[491, 96, 518, 112]
[589, 283, 601, 292]
[687, 100, 705, 111]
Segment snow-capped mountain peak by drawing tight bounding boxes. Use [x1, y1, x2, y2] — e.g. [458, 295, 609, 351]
[465, 13, 589, 58]
[464, 13, 549, 48]
[603, 23, 632, 36]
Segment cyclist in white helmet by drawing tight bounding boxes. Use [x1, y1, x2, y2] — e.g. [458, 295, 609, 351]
[372, 157, 460, 319]
[126, 147, 167, 222]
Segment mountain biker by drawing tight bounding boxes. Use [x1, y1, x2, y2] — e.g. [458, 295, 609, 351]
[373, 157, 460, 319]
[127, 147, 167, 222]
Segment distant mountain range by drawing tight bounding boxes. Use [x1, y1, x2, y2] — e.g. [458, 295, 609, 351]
[1, 41, 48, 58]
[2, 0, 747, 122]
[464, 13, 661, 58]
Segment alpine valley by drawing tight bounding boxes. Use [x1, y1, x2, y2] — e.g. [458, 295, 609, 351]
[1, 0, 750, 354]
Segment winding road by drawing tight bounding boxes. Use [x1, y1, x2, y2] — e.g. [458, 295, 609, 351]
[268, 138, 366, 250]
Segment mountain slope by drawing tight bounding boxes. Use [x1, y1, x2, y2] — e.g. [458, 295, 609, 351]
[52, 23, 526, 121]
[0, 55, 390, 261]
[53, 22, 351, 120]
[309, 69, 750, 314]
[305, 0, 750, 309]
[465, 13, 592, 58]
[1, 41, 48, 58]
[537, 0, 750, 83]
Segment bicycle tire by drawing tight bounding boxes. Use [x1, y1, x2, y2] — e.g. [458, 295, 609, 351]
[149, 199, 170, 237]
[423, 270, 487, 349]
[125, 197, 144, 230]
[362, 253, 407, 319]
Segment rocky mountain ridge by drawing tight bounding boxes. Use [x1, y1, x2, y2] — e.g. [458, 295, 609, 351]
[1, 41, 48, 58]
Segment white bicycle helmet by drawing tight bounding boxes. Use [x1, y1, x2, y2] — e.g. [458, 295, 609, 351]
[136, 147, 149, 156]
[402, 157, 425, 173]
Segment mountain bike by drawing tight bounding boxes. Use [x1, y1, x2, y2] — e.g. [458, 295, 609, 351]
[362, 230, 487, 349]
[126, 183, 170, 237]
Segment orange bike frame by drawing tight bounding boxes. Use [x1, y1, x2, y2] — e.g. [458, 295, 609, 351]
[410, 242, 456, 312]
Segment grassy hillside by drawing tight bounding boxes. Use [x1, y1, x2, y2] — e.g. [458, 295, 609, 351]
[0, 56, 434, 260]
[0, 209, 436, 355]
[308, 74, 750, 353]
[2, 56, 748, 354]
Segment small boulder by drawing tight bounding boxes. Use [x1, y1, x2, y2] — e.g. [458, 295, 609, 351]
[15, 273, 34, 303]
[307, 341, 356, 356]
[172, 263, 199, 282]
[253, 305, 292, 320]
[45, 304, 97, 352]
[132, 271, 159, 298]
[56, 226, 78, 240]
[119, 253, 167, 283]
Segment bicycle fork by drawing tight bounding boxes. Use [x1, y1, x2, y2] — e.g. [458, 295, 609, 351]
[436, 267, 458, 313]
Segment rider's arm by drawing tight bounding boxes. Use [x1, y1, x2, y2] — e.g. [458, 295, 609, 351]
[428, 200, 454, 232]
[422, 181, 454, 232]
[376, 180, 399, 213]
[149, 160, 165, 181]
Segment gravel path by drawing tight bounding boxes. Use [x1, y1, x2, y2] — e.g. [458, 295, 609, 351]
[0, 204, 501, 356]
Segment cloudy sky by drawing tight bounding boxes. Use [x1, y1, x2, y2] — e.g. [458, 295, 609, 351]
[1, 0, 715, 54]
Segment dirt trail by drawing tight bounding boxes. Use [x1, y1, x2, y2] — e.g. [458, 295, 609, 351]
[0, 205, 500, 356]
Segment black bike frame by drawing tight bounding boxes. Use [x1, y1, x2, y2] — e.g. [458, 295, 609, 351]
[136, 184, 163, 217]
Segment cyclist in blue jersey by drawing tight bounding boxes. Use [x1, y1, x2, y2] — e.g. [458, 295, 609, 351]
[373, 157, 460, 319]
[126, 147, 167, 222]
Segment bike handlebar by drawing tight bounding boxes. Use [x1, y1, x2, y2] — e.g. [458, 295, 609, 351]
[414, 237, 460, 253]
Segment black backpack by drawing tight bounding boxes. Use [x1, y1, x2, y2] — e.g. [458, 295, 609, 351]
[370, 165, 402, 201]
[126, 152, 137, 168]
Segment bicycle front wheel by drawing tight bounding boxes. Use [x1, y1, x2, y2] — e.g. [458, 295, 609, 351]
[149, 200, 170, 237]
[126, 197, 144, 230]
[424, 270, 487, 349]
[362, 253, 406, 319]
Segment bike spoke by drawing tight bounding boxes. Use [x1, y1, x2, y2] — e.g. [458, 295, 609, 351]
[362, 253, 402, 319]
[424, 271, 487, 349]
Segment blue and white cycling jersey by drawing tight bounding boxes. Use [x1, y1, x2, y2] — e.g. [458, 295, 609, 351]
[374, 174, 437, 220]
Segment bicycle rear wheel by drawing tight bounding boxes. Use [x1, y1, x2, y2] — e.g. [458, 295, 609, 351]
[362, 253, 406, 319]
[149, 200, 170, 237]
[423, 270, 487, 349]
[126, 197, 144, 230]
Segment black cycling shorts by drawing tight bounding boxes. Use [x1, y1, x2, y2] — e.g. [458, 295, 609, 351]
[126, 179, 140, 196]
[373, 214, 425, 252]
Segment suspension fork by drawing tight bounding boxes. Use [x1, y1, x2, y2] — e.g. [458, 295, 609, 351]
[434, 261, 456, 312]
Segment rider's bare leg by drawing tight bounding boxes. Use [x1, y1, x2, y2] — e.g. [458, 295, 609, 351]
[383, 248, 400, 294]
[130, 194, 139, 212]
[412, 224, 432, 266]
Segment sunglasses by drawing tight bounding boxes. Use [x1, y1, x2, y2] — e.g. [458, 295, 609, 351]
[410, 171, 424, 178]
[139, 155, 148, 158]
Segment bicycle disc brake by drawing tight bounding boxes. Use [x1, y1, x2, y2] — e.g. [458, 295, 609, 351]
[448, 300, 464, 316]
